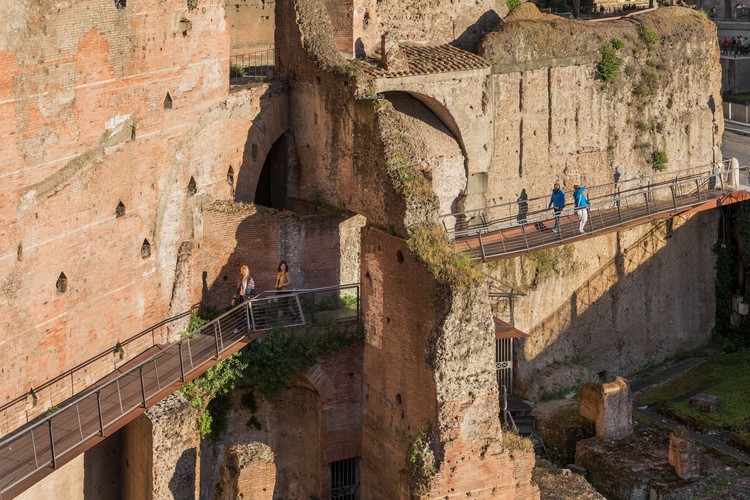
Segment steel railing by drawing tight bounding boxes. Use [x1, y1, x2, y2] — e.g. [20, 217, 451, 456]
[441, 161, 747, 260]
[229, 48, 275, 81]
[0, 304, 199, 436]
[0, 283, 360, 498]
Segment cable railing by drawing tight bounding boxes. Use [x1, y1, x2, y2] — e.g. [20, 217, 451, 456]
[0, 304, 199, 437]
[442, 161, 748, 261]
[229, 48, 275, 82]
[0, 283, 359, 498]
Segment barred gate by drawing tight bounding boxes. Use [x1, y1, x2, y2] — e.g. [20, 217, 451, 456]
[331, 457, 360, 499]
[496, 338, 514, 394]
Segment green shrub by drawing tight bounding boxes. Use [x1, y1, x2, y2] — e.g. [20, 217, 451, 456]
[596, 43, 622, 82]
[611, 38, 624, 50]
[229, 64, 247, 78]
[634, 68, 659, 99]
[624, 64, 636, 77]
[406, 427, 437, 496]
[652, 150, 668, 171]
[637, 25, 658, 47]
[507, 0, 523, 11]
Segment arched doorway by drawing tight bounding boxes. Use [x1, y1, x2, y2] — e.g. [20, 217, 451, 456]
[254, 132, 289, 209]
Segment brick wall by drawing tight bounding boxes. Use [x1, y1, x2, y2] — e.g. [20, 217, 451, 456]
[196, 201, 351, 312]
[225, 0, 276, 56]
[121, 413, 153, 500]
[359, 226, 440, 497]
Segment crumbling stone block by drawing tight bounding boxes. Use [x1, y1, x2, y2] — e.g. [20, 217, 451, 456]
[668, 426, 700, 480]
[579, 376, 633, 441]
[380, 33, 409, 72]
[688, 393, 723, 413]
[216, 442, 276, 500]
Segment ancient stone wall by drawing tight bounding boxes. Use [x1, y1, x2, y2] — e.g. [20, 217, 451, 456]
[225, 0, 276, 56]
[195, 201, 360, 312]
[0, 0, 291, 416]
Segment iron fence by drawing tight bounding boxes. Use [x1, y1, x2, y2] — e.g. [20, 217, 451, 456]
[230, 48, 275, 81]
[0, 284, 359, 498]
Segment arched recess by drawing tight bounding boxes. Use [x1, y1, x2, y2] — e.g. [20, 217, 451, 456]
[380, 92, 467, 220]
[253, 132, 290, 209]
[381, 90, 469, 179]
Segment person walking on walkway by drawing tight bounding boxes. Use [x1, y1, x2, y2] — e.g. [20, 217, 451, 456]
[573, 184, 590, 234]
[231, 265, 255, 307]
[548, 182, 565, 233]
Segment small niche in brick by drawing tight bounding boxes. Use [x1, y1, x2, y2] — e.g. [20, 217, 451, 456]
[187, 176, 197, 195]
[116, 201, 126, 218]
[227, 166, 234, 185]
[396, 250, 404, 263]
[163, 92, 173, 110]
[17, 242, 22, 261]
[56, 272, 68, 294]
[141, 239, 151, 258]
[179, 18, 192, 37]
[115, 0, 126, 10]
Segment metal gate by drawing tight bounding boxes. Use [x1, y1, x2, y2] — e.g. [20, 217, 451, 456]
[331, 457, 360, 499]
[496, 338, 514, 394]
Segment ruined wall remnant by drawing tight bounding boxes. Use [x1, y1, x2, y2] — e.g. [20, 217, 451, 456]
[216, 443, 276, 499]
[668, 426, 700, 480]
[579, 377, 633, 441]
[225, 0, 276, 56]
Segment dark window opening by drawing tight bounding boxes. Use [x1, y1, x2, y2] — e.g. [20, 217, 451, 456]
[188, 176, 197, 196]
[227, 166, 235, 185]
[115, 0, 126, 10]
[116, 201, 126, 217]
[56, 272, 68, 294]
[396, 250, 404, 263]
[141, 239, 151, 258]
[253, 134, 288, 209]
[163, 92, 173, 110]
[331, 457, 360, 499]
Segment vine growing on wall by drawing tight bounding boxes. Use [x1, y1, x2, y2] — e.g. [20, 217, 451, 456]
[405, 426, 437, 496]
[180, 321, 361, 439]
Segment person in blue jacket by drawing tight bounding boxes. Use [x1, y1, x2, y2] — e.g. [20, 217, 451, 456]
[548, 182, 565, 233]
[573, 184, 590, 233]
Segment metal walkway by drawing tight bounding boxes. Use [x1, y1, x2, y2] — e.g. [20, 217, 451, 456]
[440, 162, 750, 262]
[0, 284, 360, 499]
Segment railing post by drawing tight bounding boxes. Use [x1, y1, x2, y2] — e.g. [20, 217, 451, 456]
[670, 185, 677, 211]
[519, 223, 530, 251]
[214, 323, 221, 359]
[178, 344, 185, 382]
[246, 302, 255, 332]
[97, 390, 104, 436]
[48, 419, 56, 469]
[356, 284, 361, 321]
[139, 366, 147, 408]
[478, 230, 487, 262]
[644, 192, 651, 215]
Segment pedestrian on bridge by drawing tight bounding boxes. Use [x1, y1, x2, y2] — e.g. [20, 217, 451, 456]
[231, 265, 255, 307]
[548, 182, 565, 233]
[573, 184, 590, 234]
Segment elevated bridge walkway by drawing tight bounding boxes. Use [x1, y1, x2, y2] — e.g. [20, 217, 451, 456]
[0, 284, 360, 499]
[441, 161, 750, 262]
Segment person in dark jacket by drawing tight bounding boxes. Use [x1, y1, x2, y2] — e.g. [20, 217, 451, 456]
[231, 265, 255, 307]
[548, 182, 565, 233]
[573, 184, 590, 234]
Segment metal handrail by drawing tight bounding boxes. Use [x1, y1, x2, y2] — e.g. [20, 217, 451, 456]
[442, 161, 737, 241]
[0, 303, 199, 425]
[0, 283, 360, 496]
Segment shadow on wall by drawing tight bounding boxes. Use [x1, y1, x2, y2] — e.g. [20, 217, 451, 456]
[200, 209, 346, 314]
[452, 9, 500, 52]
[169, 448, 198, 499]
[510, 214, 717, 399]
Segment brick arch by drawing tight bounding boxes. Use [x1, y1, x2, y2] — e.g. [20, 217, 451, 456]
[382, 90, 468, 178]
[234, 86, 290, 202]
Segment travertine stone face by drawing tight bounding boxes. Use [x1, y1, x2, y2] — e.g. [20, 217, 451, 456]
[668, 426, 700, 480]
[579, 377, 633, 441]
